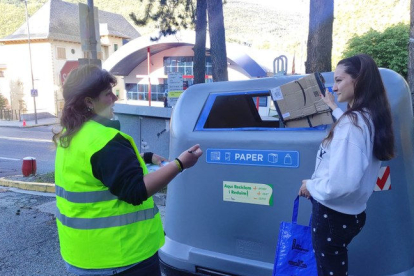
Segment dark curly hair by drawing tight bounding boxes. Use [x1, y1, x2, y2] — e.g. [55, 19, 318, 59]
[53, 65, 117, 148]
[323, 54, 394, 161]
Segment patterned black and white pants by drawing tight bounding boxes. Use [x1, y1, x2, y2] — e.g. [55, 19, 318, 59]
[311, 199, 366, 276]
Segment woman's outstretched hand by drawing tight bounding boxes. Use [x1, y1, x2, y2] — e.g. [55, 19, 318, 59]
[321, 89, 338, 111]
[177, 144, 203, 170]
[143, 144, 203, 197]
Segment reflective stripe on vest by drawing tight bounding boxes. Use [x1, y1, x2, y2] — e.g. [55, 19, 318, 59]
[56, 205, 159, 229]
[55, 185, 117, 203]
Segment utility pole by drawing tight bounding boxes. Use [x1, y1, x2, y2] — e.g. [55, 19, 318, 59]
[88, 0, 98, 60]
[79, 0, 101, 67]
[23, 0, 37, 124]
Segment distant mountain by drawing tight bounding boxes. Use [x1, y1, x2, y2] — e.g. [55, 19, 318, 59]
[0, 0, 409, 70]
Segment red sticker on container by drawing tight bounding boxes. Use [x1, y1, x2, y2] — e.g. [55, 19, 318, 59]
[374, 166, 391, 191]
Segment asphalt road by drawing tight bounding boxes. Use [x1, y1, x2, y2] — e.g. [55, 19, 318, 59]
[0, 187, 74, 276]
[0, 125, 168, 275]
[0, 187, 166, 276]
[0, 126, 56, 177]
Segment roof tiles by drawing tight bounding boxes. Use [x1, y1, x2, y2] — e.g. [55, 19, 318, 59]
[0, 0, 140, 42]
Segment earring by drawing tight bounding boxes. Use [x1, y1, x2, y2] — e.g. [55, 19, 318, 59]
[87, 106, 94, 112]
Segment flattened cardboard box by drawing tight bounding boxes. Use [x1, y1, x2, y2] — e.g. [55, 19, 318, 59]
[284, 112, 333, 128]
[270, 73, 334, 128]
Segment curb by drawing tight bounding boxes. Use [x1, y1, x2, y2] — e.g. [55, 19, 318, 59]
[0, 177, 55, 193]
[0, 177, 167, 206]
[23, 123, 60, 128]
[0, 122, 59, 128]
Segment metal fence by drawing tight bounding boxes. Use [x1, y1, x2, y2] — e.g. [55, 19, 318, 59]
[0, 109, 21, 121]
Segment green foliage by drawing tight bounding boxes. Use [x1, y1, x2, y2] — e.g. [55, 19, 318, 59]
[0, 93, 8, 109]
[342, 23, 409, 79]
[34, 172, 55, 183]
[332, 0, 409, 68]
[129, 0, 196, 41]
[0, 0, 409, 71]
[0, 0, 47, 39]
[0, 0, 307, 54]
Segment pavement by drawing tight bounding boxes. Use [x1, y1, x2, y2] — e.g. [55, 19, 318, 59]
[0, 117, 167, 206]
[0, 117, 60, 193]
[0, 117, 60, 128]
[0, 118, 166, 275]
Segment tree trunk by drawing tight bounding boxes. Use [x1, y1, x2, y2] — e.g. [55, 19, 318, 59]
[306, 0, 334, 73]
[207, 0, 228, 82]
[409, 0, 414, 114]
[193, 0, 207, 85]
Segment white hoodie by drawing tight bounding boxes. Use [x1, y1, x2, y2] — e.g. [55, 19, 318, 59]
[306, 108, 381, 215]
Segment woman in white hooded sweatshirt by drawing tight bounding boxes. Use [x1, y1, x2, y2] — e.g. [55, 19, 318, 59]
[298, 54, 395, 276]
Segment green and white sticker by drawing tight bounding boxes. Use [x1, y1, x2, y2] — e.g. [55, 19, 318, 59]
[223, 181, 273, 206]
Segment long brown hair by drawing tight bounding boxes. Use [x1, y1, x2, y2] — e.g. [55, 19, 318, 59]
[323, 54, 394, 161]
[53, 65, 117, 148]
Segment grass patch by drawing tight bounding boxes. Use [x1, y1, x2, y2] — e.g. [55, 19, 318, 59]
[34, 172, 55, 183]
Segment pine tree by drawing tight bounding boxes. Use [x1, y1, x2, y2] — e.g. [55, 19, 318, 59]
[0, 93, 8, 110]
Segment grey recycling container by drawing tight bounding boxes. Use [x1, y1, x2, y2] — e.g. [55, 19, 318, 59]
[159, 69, 414, 276]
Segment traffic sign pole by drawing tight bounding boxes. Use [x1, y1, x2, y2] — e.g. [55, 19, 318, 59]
[23, 0, 37, 124]
[87, 0, 98, 61]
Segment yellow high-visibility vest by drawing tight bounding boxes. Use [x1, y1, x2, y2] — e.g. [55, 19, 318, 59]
[55, 120, 164, 269]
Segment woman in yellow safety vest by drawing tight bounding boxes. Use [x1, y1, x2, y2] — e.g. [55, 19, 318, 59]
[53, 65, 202, 275]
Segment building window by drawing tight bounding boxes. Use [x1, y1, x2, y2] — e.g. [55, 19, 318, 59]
[163, 56, 212, 76]
[97, 52, 103, 60]
[103, 46, 109, 60]
[0, 71, 4, 77]
[114, 44, 118, 52]
[125, 83, 167, 102]
[57, 47, 66, 59]
[125, 56, 214, 103]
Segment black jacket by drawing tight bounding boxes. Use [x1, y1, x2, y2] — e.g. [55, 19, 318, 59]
[90, 116, 149, 205]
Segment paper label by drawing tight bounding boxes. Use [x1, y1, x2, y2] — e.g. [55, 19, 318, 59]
[270, 87, 283, 100]
[282, 112, 290, 118]
[223, 181, 273, 206]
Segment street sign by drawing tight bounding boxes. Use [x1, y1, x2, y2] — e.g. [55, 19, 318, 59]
[31, 89, 38, 97]
[167, 73, 183, 107]
[60, 60, 79, 85]
[206, 148, 300, 168]
[167, 72, 183, 91]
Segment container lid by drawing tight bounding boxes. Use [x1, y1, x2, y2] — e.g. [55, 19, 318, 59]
[23, 157, 36, 160]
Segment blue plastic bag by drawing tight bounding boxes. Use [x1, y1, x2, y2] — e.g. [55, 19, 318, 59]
[273, 196, 317, 276]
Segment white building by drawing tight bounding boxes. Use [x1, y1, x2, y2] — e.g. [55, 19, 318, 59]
[0, 0, 139, 118]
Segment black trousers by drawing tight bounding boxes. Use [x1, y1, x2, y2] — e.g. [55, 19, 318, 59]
[117, 252, 161, 276]
[311, 199, 366, 276]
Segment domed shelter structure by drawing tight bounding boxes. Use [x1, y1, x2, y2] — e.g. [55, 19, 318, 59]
[103, 31, 268, 107]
